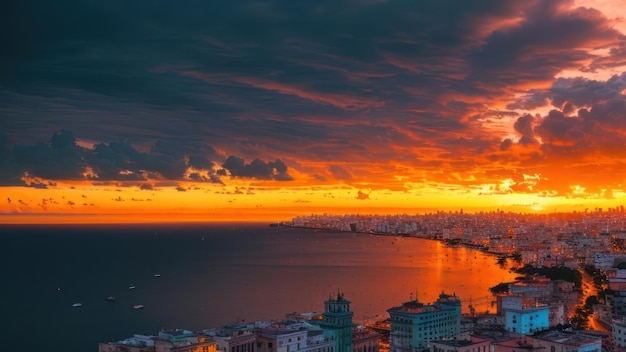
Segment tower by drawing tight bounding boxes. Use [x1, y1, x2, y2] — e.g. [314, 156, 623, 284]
[320, 292, 353, 352]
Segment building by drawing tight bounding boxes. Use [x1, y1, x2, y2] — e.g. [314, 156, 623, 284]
[429, 337, 490, 352]
[508, 278, 552, 305]
[255, 328, 309, 352]
[612, 318, 626, 349]
[485, 334, 539, 352]
[210, 330, 256, 352]
[606, 290, 626, 316]
[388, 292, 461, 352]
[99, 334, 156, 352]
[503, 306, 549, 335]
[594, 253, 626, 270]
[609, 278, 626, 292]
[319, 292, 354, 352]
[155, 329, 217, 352]
[530, 330, 601, 352]
[251, 320, 335, 352]
[352, 326, 380, 352]
[305, 329, 337, 352]
[496, 295, 523, 315]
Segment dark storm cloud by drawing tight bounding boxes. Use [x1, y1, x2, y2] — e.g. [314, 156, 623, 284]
[0, 130, 291, 184]
[513, 114, 538, 145]
[87, 139, 227, 183]
[0, 131, 23, 185]
[500, 138, 514, 151]
[507, 73, 626, 122]
[535, 110, 585, 146]
[519, 73, 626, 156]
[222, 156, 292, 181]
[11, 130, 85, 180]
[2, 0, 626, 194]
[469, 0, 621, 88]
[1, 0, 526, 148]
[550, 74, 626, 109]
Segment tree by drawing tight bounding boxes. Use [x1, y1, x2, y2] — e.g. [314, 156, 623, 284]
[584, 295, 600, 310]
[570, 306, 590, 330]
[513, 265, 582, 288]
[497, 256, 507, 267]
[489, 282, 511, 295]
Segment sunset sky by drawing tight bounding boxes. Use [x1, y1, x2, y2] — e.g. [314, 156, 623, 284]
[2, 0, 626, 223]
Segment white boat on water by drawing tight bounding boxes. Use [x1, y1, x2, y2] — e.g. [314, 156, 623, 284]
[133, 304, 144, 309]
[154, 273, 161, 278]
[129, 285, 136, 290]
[72, 303, 82, 308]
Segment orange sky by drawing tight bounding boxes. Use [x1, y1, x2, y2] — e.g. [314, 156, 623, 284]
[3, 175, 625, 224]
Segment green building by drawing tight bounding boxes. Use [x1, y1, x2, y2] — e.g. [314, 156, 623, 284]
[388, 292, 461, 352]
[320, 292, 354, 352]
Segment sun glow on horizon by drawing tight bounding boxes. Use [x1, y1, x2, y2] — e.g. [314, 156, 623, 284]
[2, 174, 625, 224]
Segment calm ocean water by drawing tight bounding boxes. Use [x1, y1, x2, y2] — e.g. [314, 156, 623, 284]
[0, 223, 518, 352]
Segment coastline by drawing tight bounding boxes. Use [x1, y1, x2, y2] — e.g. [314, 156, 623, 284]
[275, 223, 509, 258]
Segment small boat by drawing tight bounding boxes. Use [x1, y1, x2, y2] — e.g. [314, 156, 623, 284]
[72, 303, 82, 308]
[129, 285, 136, 290]
[106, 296, 116, 301]
[133, 304, 144, 309]
[154, 273, 161, 278]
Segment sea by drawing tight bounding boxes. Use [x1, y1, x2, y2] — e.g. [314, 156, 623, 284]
[0, 223, 519, 352]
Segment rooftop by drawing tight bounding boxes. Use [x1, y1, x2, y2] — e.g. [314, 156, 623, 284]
[532, 330, 601, 346]
[430, 339, 484, 347]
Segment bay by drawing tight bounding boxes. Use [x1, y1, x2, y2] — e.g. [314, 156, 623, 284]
[0, 223, 518, 352]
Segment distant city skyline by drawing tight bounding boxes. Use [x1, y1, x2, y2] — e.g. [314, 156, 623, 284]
[3, 1, 626, 223]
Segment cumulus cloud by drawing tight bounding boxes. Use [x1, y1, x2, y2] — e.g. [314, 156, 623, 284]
[222, 156, 293, 180]
[12, 130, 85, 180]
[513, 114, 539, 145]
[0, 130, 293, 186]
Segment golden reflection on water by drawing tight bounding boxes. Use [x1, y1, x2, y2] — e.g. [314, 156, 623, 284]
[258, 230, 519, 322]
[354, 236, 518, 318]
